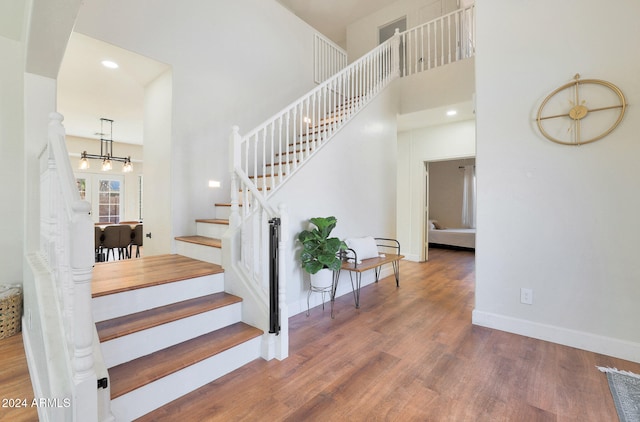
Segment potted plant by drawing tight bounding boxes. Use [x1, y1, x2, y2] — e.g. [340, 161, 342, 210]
[298, 216, 347, 288]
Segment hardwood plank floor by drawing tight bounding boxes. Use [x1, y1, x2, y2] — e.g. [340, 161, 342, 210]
[141, 248, 640, 421]
[0, 333, 38, 422]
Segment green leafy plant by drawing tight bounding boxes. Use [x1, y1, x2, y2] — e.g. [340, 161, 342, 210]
[298, 216, 347, 274]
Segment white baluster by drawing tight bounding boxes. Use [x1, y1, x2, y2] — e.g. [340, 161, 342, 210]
[276, 203, 289, 360]
[277, 117, 283, 188]
[447, 15, 452, 64]
[311, 91, 317, 150]
[262, 127, 267, 193]
[420, 26, 425, 72]
[229, 126, 241, 227]
[393, 28, 401, 78]
[304, 97, 310, 160]
[440, 18, 444, 66]
[261, 209, 269, 292]
[454, 11, 460, 61]
[427, 23, 432, 69]
[267, 124, 272, 192]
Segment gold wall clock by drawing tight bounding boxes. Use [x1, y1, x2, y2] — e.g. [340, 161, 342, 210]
[536, 74, 626, 146]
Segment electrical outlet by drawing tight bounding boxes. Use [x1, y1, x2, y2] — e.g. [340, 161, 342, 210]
[520, 288, 533, 305]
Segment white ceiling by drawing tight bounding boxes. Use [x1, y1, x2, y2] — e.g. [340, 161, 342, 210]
[397, 101, 475, 131]
[277, 0, 394, 47]
[57, 33, 169, 145]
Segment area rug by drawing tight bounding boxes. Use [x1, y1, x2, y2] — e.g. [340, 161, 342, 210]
[598, 366, 640, 422]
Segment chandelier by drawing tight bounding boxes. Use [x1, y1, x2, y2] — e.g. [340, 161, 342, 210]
[78, 118, 133, 172]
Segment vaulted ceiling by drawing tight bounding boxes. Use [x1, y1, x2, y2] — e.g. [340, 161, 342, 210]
[276, 0, 395, 47]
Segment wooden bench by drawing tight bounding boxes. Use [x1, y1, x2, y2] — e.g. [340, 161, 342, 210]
[332, 238, 404, 314]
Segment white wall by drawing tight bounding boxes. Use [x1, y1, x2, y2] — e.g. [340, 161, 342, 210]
[74, 0, 320, 250]
[400, 58, 475, 115]
[270, 87, 399, 316]
[346, 0, 458, 61]
[473, 0, 640, 362]
[0, 35, 25, 285]
[397, 119, 475, 261]
[144, 69, 173, 255]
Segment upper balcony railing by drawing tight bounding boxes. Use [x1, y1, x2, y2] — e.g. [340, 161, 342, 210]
[314, 33, 348, 84]
[400, 4, 475, 77]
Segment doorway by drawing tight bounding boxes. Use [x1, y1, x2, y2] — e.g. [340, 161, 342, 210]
[424, 157, 476, 259]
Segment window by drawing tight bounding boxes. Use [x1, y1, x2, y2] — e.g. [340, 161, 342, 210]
[98, 179, 121, 223]
[75, 173, 124, 223]
[76, 178, 87, 200]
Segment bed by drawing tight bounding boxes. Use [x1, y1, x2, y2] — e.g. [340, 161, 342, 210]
[428, 220, 475, 249]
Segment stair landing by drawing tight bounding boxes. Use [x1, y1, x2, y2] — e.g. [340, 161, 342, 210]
[92, 254, 223, 297]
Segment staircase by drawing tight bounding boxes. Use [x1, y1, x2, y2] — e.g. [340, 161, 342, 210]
[92, 254, 263, 421]
[26, 6, 476, 421]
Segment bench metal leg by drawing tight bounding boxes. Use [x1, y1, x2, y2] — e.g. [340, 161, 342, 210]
[347, 271, 362, 309]
[393, 260, 400, 287]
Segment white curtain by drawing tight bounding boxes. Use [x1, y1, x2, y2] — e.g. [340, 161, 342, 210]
[461, 165, 476, 228]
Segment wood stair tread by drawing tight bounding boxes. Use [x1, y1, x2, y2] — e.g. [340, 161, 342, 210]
[175, 235, 222, 248]
[96, 292, 241, 342]
[109, 322, 263, 399]
[92, 254, 223, 298]
[195, 218, 229, 225]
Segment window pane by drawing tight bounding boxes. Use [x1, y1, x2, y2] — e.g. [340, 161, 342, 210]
[76, 178, 86, 200]
[98, 178, 121, 223]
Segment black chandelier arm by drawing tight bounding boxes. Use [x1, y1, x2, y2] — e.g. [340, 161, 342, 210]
[82, 152, 131, 163]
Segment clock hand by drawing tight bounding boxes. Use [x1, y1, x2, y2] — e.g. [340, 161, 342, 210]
[538, 112, 570, 121]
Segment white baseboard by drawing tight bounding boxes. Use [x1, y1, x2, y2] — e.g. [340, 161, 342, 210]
[403, 253, 421, 262]
[472, 310, 640, 364]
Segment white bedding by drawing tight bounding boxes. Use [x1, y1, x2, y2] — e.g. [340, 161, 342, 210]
[429, 227, 476, 249]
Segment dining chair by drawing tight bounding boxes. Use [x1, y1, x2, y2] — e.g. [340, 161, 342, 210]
[130, 224, 143, 258]
[103, 225, 133, 260]
[95, 226, 105, 262]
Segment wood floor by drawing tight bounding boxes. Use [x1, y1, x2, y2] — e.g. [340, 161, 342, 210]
[3, 249, 639, 421]
[0, 333, 38, 422]
[140, 248, 640, 421]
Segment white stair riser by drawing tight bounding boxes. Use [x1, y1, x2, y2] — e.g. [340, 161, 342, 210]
[175, 240, 222, 265]
[101, 303, 242, 368]
[215, 205, 231, 220]
[92, 273, 224, 322]
[196, 221, 228, 239]
[110, 336, 262, 421]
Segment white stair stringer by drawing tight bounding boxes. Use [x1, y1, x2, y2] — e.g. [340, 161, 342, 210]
[100, 302, 242, 368]
[109, 336, 262, 421]
[92, 272, 225, 322]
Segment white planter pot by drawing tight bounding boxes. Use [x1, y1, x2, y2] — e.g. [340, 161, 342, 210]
[309, 268, 333, 290]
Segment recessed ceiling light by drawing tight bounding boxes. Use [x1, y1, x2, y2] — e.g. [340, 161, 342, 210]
[101, 60, 119, 69]
[446, 110, 457, 116]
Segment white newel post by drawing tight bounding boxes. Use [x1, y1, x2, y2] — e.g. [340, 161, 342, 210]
[276, 203, 289, 360]
[392, 28, 401, 77]
[70, 200, 98, 420]
[48, 113, 98, 420]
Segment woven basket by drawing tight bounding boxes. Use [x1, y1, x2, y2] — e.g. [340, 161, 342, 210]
[0, 285, 22, 339]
